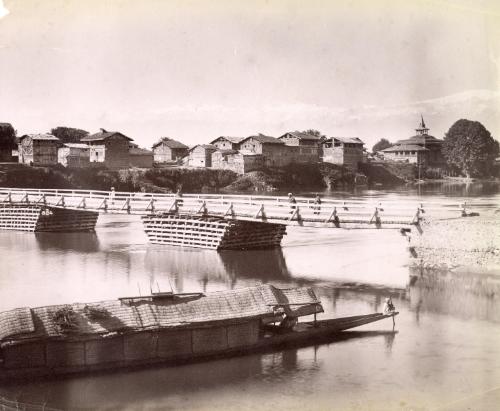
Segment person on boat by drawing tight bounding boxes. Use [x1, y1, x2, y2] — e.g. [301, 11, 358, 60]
[280, 314, 298, 330]
[288, 193, 297, 214]
[383, 297, 395, 314]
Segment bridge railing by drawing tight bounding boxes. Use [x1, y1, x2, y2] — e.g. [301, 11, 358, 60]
[0, 187, 478, 227]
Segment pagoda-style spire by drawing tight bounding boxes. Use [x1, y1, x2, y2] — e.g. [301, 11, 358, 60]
[416, 115, 429, 135]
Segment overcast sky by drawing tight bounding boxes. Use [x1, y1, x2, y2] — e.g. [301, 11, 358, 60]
[0, 0, 499, 149]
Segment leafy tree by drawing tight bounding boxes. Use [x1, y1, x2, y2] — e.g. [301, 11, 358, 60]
[50, 127, 89, 143]
[443, 119, 499, 178]
[303, 129, 326, 139]
[372, 138, 392, 153]
[0, 122, 16, 150]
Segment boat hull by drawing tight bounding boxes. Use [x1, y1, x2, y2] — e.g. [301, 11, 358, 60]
[0, 312, 397, 382]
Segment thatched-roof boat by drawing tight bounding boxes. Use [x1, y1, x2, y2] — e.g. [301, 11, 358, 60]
[0, 285, 397, 381]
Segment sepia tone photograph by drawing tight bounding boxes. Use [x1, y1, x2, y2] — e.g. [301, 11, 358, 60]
[0, 1, 499, 410]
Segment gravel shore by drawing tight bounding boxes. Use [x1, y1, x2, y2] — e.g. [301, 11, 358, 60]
[409, 209, 500, 273]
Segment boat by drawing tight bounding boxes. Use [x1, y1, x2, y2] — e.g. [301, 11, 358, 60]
[0, 285, 397, 381]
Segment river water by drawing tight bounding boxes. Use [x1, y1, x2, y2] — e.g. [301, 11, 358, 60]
[0, 182, 499, 411]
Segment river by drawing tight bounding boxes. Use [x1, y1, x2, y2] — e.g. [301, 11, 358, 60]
[0, 181, 499, 411]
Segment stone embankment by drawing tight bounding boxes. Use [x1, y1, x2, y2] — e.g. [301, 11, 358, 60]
[409, 209, 500, 273]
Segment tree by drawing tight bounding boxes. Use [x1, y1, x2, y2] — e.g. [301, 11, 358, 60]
[303, 129, 326, 139]
[442, 119, 499, 178]
[50, 127, 89, 143]
[0, 123, 16, 149]
[372, 138, 392, 153]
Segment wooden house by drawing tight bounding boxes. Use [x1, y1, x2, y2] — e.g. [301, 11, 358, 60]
[81, 129, 132, 170]
[187, 144, 217, 167]
[322, 137, 365, 170]
[211, 150, 264, 174]
[279, 131, 321, 163]
[18, 134, 61, 166]
[58, 143, 90, 168]
[381, 118, 444, 166]
[239, 134, 289, 167]
[210, 136, 245, 151]
[129, 147, 154, 168]
[152, 137, 189, 163]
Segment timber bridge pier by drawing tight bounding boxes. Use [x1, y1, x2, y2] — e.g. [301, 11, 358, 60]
[0, 187, 477, 250]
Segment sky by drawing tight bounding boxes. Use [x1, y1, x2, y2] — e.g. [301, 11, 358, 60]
[0, 0, 499, 149]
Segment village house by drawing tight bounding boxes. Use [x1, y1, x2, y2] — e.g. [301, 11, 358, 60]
[57, 143, 90, 168]
[211, 149, 264, 174]
[80, 129, 132, 170]
[187, 144, 217, 167]
[278, 131, 322, 163]
[239, 134, 290, 167]
[381, 117, 444, 166]
[18, 134, 60, 166]
[321, 137, 365, 170]
[210, 136, 245, 151]
[152, 137, 189, 163]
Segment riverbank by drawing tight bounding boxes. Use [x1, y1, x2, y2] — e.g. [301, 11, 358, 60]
[410, 209, 500, 274]
[0, 163, 396, 193]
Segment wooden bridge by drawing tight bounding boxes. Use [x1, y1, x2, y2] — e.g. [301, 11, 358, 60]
[0, 187, 477, 249]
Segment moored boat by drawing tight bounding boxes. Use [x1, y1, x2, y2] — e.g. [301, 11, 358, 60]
[0, 285, 397, 381]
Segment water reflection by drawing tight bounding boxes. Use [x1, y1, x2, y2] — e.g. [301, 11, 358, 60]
[0, 331, 397, 411]
[35, 232, 101, 253]
[408, 268, 500, 323]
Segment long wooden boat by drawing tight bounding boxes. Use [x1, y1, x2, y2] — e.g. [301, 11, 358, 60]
[0, 285, 397, 381]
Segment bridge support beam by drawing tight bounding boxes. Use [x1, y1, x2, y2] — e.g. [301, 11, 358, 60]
[142, 213, 287, 250]
[0, 204, 98, 232]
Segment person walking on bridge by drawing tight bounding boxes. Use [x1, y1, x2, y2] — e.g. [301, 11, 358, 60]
[288, 193, 297, 214]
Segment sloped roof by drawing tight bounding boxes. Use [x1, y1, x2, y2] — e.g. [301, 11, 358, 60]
[19, 134, 60, 142]
[382, 144, 430, 152]
[395, 134, 443, 146]
[241, 134, 284, 145]
[280, 131, 321, 141]
[188, 144, 218, 152]
[210, 136, 245, 145]
[330, 137, 364, 145]
[152, 137, 189, 149]
[81, 129, 132, 142]
[0, 285, 322, 343]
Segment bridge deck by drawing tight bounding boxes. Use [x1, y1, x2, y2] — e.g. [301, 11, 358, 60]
[0, 187, 476, 229]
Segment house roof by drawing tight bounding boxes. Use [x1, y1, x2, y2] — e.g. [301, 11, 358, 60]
[188, 144, 218, 152]
[382, 144, 430, 152]
[329, 137, 364, 145]
[130, 147, 153, 156]
[0, 285, 322, 343]
[280, 131, 321, 141]
[19, 134, 60, 142]
[152, 137, 189, 149]
[210, 136, 246, 145]
[241, 134, 284, 145]
[395, 135, 443, 146]
[81, 129, 133, 142]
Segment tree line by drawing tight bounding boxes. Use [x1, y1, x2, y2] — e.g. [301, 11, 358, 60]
[371, 119, 499, 178]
